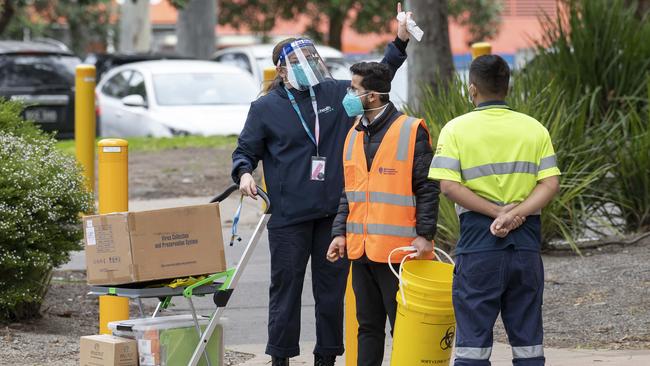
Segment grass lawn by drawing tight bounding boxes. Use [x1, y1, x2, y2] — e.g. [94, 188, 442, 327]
[56, 135, 238, 155]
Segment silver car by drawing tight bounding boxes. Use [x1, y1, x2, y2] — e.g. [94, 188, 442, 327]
[96, 60, 259, 137]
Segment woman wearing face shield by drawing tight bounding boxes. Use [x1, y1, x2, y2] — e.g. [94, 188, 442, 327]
[231, 4, 413, 365]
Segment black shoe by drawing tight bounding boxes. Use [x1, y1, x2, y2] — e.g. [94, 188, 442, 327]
[314, 354, 336, 366]
[272, 356, 289, 366]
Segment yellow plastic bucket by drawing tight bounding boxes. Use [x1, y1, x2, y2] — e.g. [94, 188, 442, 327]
[389, 247, 455, 366]
[391, 302, 456, 366]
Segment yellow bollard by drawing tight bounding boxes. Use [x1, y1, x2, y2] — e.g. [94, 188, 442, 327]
[262, 67, 277, 92]
[99, 295, 129, 335]
[98, 139, 128, 214]
[471, 42, 492, 60]
[258, 67, 278, 211]
[345, 264, 358, 366]
[97, 138, 130, 334]
[75, 65, 97, 192]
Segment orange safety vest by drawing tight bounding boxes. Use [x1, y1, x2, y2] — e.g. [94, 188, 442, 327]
[342, 115, 432, 263]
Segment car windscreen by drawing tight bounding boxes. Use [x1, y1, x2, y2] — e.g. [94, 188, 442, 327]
[153, 72, 258, 106]
[0, 54, 80, 89]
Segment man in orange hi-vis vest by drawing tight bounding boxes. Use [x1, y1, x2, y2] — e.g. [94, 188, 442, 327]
[326, 61, 440, 365]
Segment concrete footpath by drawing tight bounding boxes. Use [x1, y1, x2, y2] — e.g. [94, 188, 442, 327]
[60, 196, 650, 366]
[231, 341, 650, 366]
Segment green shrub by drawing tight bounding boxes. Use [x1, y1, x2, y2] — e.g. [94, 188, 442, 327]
[0, 99, 51, 142]
[606, 102, 650, 232]
[529, 0, 650, 232]
[535, 0, 650, 115]
[0, 101, 93, 321]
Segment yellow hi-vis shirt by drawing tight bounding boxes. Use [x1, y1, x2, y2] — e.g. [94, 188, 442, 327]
[428, 104, 561, 253]
[428, 105, 560, 207]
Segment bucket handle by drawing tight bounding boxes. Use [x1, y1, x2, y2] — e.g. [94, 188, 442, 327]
[388, 246, 455, 306]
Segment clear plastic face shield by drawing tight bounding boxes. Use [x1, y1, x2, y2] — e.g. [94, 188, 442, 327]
[278, 39, 332, 91]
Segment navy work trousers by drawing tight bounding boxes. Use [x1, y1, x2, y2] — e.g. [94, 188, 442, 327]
[266, 216, 349, 358]
[453, 248, 545, 366]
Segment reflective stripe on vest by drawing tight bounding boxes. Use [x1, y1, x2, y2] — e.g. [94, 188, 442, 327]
[345, 129, 358, 161]
[346, 191, 366, 203]
[346, 191, 416, 206]
[430, 156, 461, 171]
[369, 192, 416, 206]
[539, 155, 557, 170]
[345, 223, 417, 238]
[463, 161, 538, 180]
[367, 223, 417, 237]
[346, 222, 364, 234]
[397, 117, 418, 161]
[429, 156, 559, 180]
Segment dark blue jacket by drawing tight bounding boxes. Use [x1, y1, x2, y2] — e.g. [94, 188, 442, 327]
[232, 39, 408, 229]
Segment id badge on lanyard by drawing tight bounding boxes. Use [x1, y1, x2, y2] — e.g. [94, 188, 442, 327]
[286, 87, 326, 181]
[311, 156, 326, 181]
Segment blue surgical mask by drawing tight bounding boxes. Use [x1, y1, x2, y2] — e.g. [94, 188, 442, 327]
[342, 92, 365, 117]
[291, 64, 310, 88]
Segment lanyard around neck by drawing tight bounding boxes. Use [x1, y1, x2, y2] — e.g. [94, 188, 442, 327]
[285, 86, 320, 156]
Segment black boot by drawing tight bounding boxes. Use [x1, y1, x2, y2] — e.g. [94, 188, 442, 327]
[272, 357, 289, 366]
[314, 354, 336, 366]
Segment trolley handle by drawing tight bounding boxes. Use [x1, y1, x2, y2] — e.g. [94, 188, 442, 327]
[210, 183, 271, 214]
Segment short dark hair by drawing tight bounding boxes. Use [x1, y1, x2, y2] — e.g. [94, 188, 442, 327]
[469, 55, 510, 97]
[350, 62, 391, 103]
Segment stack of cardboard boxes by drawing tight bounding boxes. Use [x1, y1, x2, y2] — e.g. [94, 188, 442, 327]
[79, 203, 227, 366]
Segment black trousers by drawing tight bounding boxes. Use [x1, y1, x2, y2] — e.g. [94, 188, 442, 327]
[351, 260, 400, 366]
[266, 216, 349, 358]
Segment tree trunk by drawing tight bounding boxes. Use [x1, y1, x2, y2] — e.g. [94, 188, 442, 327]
[176, 0, 217, 59]
[0, 0, 16, 36]
[118, 0, 151, 53]
[328, 8, 345, 50]
[406, 0, 454, 111]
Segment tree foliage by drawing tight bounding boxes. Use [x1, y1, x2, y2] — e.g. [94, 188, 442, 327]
[218, 0, 502, 49]
[0, 0, 114, 55]
[448, 0, 503, 46]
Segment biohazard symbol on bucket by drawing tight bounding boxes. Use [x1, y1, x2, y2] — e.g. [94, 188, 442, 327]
[440, 325, 455, 350]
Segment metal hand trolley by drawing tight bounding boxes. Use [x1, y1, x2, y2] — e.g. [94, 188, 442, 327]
[89, 184, 271, 366]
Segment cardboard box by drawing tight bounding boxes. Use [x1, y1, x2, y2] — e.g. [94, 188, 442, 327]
[84, 203, 226, 285]
[80, 334, 138, 366]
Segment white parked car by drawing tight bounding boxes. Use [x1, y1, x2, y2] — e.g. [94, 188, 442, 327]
[213, 44, 351, 88]
[96, 60, 259, 137]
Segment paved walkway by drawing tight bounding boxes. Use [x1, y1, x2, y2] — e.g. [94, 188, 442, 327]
[231, 341, 650, 366]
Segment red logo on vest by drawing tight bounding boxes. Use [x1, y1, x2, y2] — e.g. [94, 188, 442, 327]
[378, 167, 398, 175]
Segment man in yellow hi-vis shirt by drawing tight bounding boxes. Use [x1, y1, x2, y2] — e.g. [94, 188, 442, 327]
[428, 55, 560, 366]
